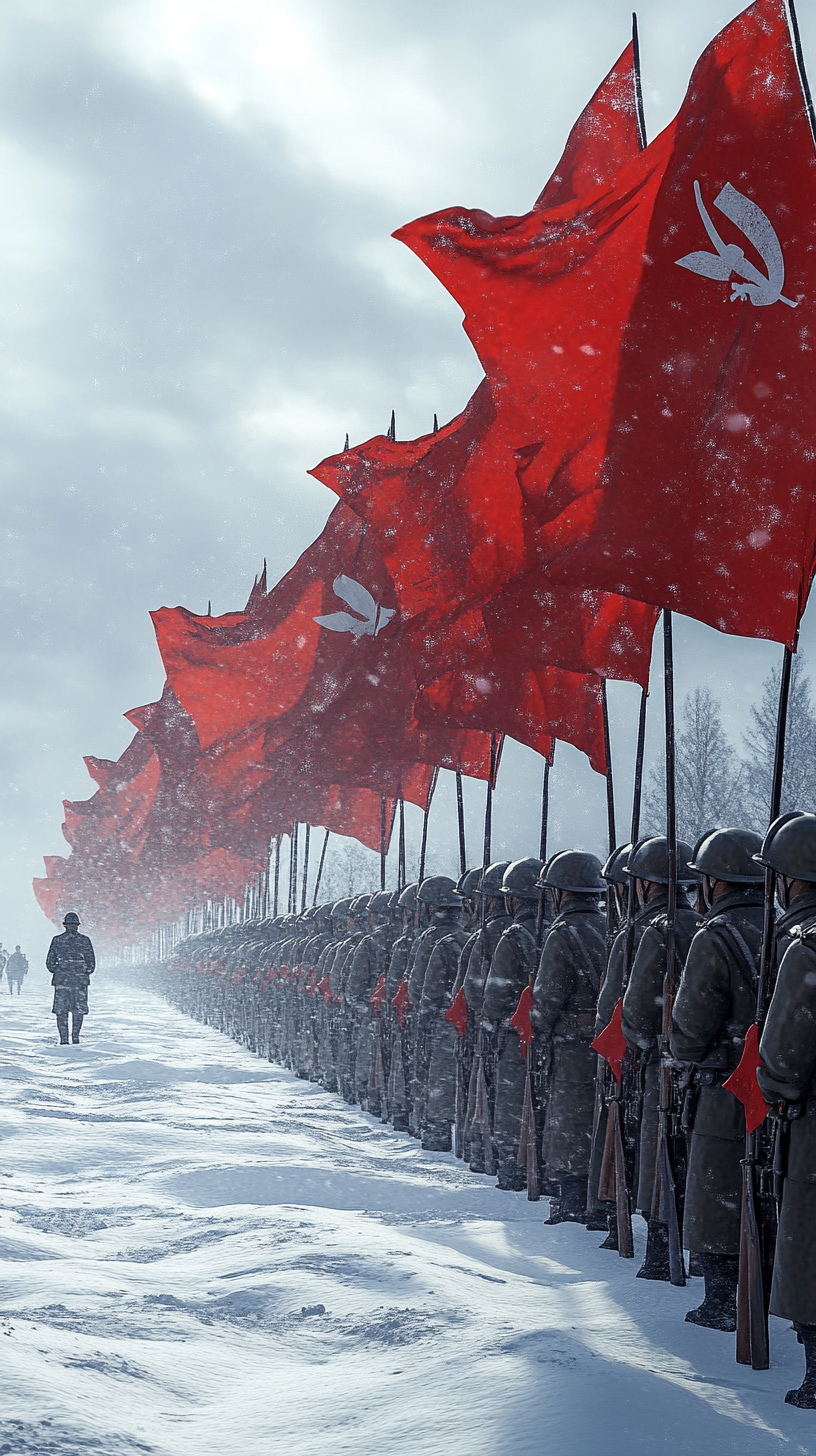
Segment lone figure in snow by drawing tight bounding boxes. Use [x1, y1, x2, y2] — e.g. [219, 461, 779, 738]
[6, 946, 28, 994]
[47, 912, 95, 1044]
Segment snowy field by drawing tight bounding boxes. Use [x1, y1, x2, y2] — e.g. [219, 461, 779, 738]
[0, 979, 813, 1456]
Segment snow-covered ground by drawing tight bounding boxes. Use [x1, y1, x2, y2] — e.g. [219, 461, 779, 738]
[0, 979, 813, 1456]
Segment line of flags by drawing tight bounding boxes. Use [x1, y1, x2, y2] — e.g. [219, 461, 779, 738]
[34, 0, 816, 948]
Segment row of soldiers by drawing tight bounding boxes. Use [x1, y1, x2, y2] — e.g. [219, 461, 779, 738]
[157, 811, 816, 1411]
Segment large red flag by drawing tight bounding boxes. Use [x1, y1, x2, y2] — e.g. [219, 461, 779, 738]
[540, 0, 816, 646]
[153, 501, 497, 795]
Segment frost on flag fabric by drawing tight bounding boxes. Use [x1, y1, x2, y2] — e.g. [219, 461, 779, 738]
[153, 501, 497, 794]
[540, 0, 816, 646]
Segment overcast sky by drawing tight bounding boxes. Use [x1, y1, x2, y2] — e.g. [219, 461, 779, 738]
[3, 0, 816, 963]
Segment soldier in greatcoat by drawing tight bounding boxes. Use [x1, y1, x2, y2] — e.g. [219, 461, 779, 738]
[756, 813, 816, 1408]
[670, 828, 764, 1330]
[532, 852, 606, 1222]
[47, 912, 95, 1044]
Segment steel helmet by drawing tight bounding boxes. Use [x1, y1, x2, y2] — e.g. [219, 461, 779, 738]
[539, 850, 605, 894]
[689, 827, 764, 883]
[477, 860, 512, 896]
[456, 867, 483, 898]
[331, 897, 354, 927]
[368, 890, 393, 916]
[417, 875, 462, 907]
[754, 812, 816, 883]
[63, 911, 80, 927]
[625, 836, 698, 886]
[397, 882, 419, 911]
[501, 858, 544, 900]
[602, 844, 632, 885]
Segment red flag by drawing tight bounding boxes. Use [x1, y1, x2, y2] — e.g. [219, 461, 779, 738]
[544, 0, 816, 646]
[316, 973, 332, 1005]
[724, 1022, 768, 1134]
[510, 984, 536, 1058]
[153, 501, 496, 795]
[592, 997, 628, 1084]
[446, 985, 469, 1039]
[370, 973, 387, 1016]
[392, 978, 412, 1027]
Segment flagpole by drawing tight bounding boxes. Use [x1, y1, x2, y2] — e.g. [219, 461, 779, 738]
[313, 829, 330, 905]
[632, 11, 648, 150]
[418, 768, 440, 883]
[398, 793, 406, 892]
[300, 823, 311, 913]
[539, 741, 556, 862]
[601, 680, 617, 857]
[272, 833, 281, 917]
[290, 822, 299, 915]
[455, 770, 467, 875]
[380, 794, 387, 891]
[787, 0, 816, 144]
[480, 733, 498, 929]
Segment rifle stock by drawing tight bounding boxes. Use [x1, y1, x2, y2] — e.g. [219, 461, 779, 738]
[736, 1133, 770, 1369]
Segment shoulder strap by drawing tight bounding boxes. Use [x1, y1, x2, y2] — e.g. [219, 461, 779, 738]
[704, 915, 760, 996]
[564, 921, 603, 998]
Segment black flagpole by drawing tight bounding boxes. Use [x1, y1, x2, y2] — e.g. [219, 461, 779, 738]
[456, 770, 467, 875]
[290, 821, 299, 914]
[273, 834, 281, 917]
[481, 734, 498, 929]
[300, 824, 311, 913]
[632, 11, 648, 151]
[313, 829, 330, 906]
[418, 768, 440, 884]
[398, 793, 406, 892]
[601, 680, 617, 856]
[380, 794, 387, 890]
[539, 741, 556, 862]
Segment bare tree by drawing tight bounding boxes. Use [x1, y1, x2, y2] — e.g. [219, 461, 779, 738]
[318, 837, 378, 903]
[643, 686, 743, 845]
[739, 653, 816, 830]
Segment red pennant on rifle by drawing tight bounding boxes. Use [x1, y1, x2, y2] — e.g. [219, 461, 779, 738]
[446, 986, 468, 1039]
[510, 984, 535, 1058]
[316, 974, 332, 1004]
[370, 972, 387, 1016]
[592, 997, 628, 1084]
[392, 978, 412, 1027]
[724, 1022, 768, 1134]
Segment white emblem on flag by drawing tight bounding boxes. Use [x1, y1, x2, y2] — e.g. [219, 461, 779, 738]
[675, 181, 798, 308]
[314, 575, 395, 638]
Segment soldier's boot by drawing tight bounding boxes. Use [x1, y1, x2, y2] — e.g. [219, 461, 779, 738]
[636, 1219, 671, 1281]
[585, 1199, 610, 1232]
[787, 1325, 816, 1408]
[392, 1110, 410, 1133]
[468, 1131, 485, 1174]
[684, 1253, 738, 1331]
[544, 1175, 587, 1224]
[56, 1013, 69, 1046]
[71, 1014, 84, 1045]
[599, 1211, 619, 1250]
[422, 1121, 452, 1153]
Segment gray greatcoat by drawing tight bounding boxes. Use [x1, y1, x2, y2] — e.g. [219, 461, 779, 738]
[482, 907, 538, 1180]
[670, 888, 764, 1256]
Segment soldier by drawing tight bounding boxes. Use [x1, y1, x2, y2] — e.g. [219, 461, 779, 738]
[405, 877, 463, 1139]
[620, 836, 700, 1279]
[483, 858, 543, 1191]
[385, 883, 419, 1132]
[588, 844, 633, 1243]
[532, 852, 606, 1222]
[345, 890, 398, 1112]
[6, 945, 28, 995]
[458, 862, 511, 1170]
[756, 813, 816, 1407]
[46, 911, 96, 1045]
[418, 927, 471, 1151]
[670, 828, 764, 1331]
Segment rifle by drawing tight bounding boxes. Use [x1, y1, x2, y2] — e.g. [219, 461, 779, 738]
[650, 926, 686, 1286]
[512, 977, 540, 1201]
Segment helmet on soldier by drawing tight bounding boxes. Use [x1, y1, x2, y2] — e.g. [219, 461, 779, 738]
[601, 844, 632, 885]
[368, 890, 393, 917]
[539, 850, 605, 894]
[625, 836, 698, 886]
[456, 867, 483, 898]
[417, 875, 462, 908]
[476, 861, 511, 896]
[754, 812, 816, 883]
[501, 858, 544, 900]
[63, 912, 80, 927]
[689, 827, 764, 883]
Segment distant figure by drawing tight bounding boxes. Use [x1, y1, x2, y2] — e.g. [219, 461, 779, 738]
[46, 912, 95, 1045]
[6, 946, 28, 995]
[0, 945, 8, 983]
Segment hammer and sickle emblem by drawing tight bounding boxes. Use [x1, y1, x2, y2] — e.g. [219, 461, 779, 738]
[675, 181, 798, 308]
[313, 575, 395, 639]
